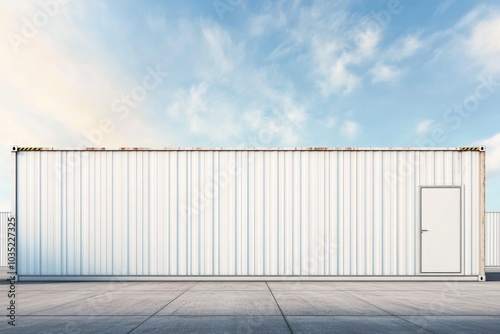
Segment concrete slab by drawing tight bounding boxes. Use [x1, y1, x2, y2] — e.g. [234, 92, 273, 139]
[273, 290, 389, 316]
[5, 316, 147, 333]
[268, 282, 335, 291]
[14, 290, 104, 315]
[133, 316, 290, 333]
[16, 281, 139, 291]
[190, 282, 268, 291]
[402, 316, 500, 334]
[119, 281, 197, 291]
[33, 290, 183, 316]
[157, 290, 281, 315]
[286, 316, 424, 334]
[349, 290, 500, 315]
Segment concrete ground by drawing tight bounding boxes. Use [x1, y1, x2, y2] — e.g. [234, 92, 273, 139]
[1, 270, 500, 333]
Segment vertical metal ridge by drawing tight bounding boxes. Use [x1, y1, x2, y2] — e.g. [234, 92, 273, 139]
[246, 151, 250, 275]
[235, 151, 238, 275]
[276, 151, 279, 275]
[336, 150, 340, 275]
[198, 152, 201, 275]
[211, 151, 215, 275]
[38, 151, 41, 275]
[126, 153, 130, 275]
[263, 151, 266, 275]
[486, 212, 500, 266]
[381, 152, 384, 275]
[300, 150, 303, 275]
[396, 151, 399, 275]
[0, 213, 9, 266]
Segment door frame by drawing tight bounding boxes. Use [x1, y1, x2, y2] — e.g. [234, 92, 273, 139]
[419, 186, 463, 274]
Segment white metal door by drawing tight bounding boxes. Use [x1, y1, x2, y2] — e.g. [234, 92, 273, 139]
[421, 187, 461, 273]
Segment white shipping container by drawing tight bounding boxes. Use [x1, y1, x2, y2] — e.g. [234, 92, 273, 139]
[486, 212, 500, 268]
[11, 147, 486, 281]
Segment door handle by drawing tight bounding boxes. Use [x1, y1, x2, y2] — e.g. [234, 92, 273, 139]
[421, 229, 428, 233]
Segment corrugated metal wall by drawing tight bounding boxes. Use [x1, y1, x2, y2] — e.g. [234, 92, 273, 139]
[15, 149, 483, 277]
[486, 212, 500, 267]
[0, 212, 9, 266]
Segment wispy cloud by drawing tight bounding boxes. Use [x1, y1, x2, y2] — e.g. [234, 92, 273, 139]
[415, 119, 435, 136]
[248, 1, 289, 37]
[465, 11, 500, 74]
[370, 63, 401, 83]
[340, 120, 361, 140]
[434, 0, 456, 16]
[247, 1, 384, 95]
[201, 21, 236, 75]
[425, 5, 500, 76]
[165, 82, 242, 142]
[160, 17, 308, 146]
[387, 35, 423, 61]
[312, 15, 382, 94]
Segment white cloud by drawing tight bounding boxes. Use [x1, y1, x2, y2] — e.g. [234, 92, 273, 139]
[387, 35, 423, 61]
[483, 133, 500, 177]
[353, 22, 381, 57]
[315, 26, 381, 94]
[243, 109, 264, 129]
[158, 15, 310, 146]
[319, 57, 360, 94]
[165, 82, 242, 142]
[416, 119, 435, 136]
[249, 1, 382, 95]
[466, 13, 500, 74]
[164, 79, 308, 146]
[370, 64, 401, 83]
[248, 1, 289, 37]
[201, 22, 235, 75]
[279, 96, 308, 127]
[427, 7, 500, 75]
[340, 120, 361, 140]
[434, 0, 456, 16]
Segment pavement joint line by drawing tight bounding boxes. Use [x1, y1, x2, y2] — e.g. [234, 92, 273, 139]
[28, 289, 115, 316]
[18, 287, 192, 290]
[266, 281, 294, 334]
[256, 288, 500, 291]
[118, 282, 144, 288]
[342, 290, 438, 334]
[14, 314, 296, 317]
[126, 281, 202, 334]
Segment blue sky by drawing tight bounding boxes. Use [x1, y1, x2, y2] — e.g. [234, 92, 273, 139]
[1, 0, 500, 210]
